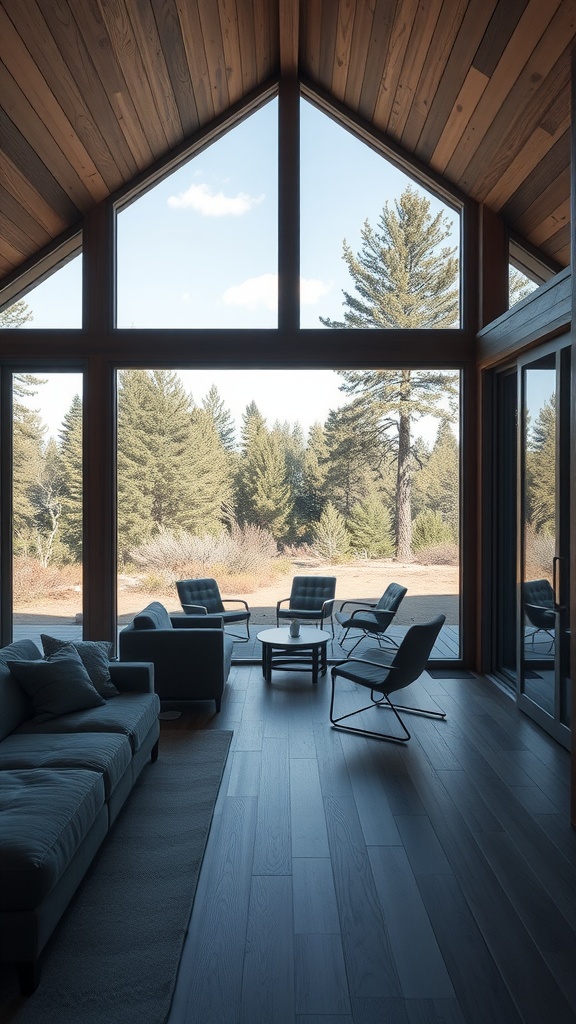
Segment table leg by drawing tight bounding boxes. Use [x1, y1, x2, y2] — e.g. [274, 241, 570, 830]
[312, 646, 318, 685]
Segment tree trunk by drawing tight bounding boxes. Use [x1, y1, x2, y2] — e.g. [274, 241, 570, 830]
[396, 401, 412, 561]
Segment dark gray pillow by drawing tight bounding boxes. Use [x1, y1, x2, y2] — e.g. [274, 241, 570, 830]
[40, 635, 119, 697]
[8, 645, 106, 721]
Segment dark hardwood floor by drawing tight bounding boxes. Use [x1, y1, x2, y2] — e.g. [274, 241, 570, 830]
[164, 661, 576, 1024]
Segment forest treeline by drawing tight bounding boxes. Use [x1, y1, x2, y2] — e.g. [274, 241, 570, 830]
[14, 368, 461, 571]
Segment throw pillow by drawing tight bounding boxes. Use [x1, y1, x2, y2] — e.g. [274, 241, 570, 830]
[8, 644, 106, 722]
[40, 635, 119, 697]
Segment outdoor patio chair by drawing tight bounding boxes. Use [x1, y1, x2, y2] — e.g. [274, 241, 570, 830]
[276, 575, 337, 637]
[334, 581, 407, 656]
[329, 614, 446, 743]
[523, 578, 555, 652]
[176, 577, 251, 642]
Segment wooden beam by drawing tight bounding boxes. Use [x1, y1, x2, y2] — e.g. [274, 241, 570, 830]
[279, 0, 299, 75]
[570, 49, 576, 829]
[278, 74, 300, 331]
[479, 205, 508, 329]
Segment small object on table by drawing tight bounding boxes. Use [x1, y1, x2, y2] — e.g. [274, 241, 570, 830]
[289, 619, 301, 637]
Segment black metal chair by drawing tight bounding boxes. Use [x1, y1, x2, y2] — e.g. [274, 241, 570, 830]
[329, 614, 446, 743]
[176, 577, 251, 642]
[334, 582, 407, 656]
[276, 575, 337, 637]
[523, 578, 555, 652]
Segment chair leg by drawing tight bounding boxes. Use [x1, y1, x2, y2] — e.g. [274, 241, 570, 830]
[330, 679, 446, 743]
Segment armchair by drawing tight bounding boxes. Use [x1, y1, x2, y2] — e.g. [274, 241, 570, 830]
[276, 576, 337, 636]
[523, 578, 555, 651]
[176, 578, 250, 642]
[334, 582, 407, 655]
[118, 601, 233, 711]
[330, 615, 446, 743]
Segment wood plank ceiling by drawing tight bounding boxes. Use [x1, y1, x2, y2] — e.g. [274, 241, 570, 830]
[0, 0, 574, 292]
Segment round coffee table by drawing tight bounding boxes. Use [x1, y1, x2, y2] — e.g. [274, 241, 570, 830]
[257, 627, 331, 685]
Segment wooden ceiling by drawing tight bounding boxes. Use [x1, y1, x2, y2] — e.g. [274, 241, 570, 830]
[0, 0, 573, 293]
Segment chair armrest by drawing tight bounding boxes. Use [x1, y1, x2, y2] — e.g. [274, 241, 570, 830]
[276, 598, 290, 611]
[171, 614, 224, 629]
[338, 600, 375, 613]
[222, 598, 250, 612]
[321, 598, 336, 614]
[333, 656, 398, 671]
[109, 661, 155, 693]
[181, 603, 208, 614]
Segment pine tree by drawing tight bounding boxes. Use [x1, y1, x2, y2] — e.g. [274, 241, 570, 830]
[322, 402, 382, 519]
[320, 186, 460, 560]
[186, 407, 233, 534]
[526, 395, 555, 534]
[347, 493, 394, 558]
[202, 384, 237, 451]
[299, 422, 329, 536]
[412, 418, 459, 537]
[312, 501, 351, 561]
[0, 299, 34, 328]
[234, 403, 294, 538]
[57, 394, 83, 560]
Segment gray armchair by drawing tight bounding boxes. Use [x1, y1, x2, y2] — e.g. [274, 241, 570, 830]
[176, 578, 251, 641]
[335, 582, 407, 655]
[330, 615, 446, 743]
[118, 601, 233, 711]
[276, 576, 337, 636]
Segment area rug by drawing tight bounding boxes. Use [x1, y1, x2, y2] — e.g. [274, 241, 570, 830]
[0, 728, 233, 1024]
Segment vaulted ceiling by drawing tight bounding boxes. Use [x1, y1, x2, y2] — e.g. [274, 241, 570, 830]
[0, 0, 573, 292]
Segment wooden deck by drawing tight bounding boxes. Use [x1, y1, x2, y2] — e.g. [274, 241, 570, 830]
[162, 660, 576, 1024]
[12, 622, 462, 663]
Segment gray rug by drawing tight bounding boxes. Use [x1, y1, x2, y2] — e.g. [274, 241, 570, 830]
[0, 728, 233, 1024]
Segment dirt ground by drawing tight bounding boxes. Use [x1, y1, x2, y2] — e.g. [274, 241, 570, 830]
[13, 558, 460, 626]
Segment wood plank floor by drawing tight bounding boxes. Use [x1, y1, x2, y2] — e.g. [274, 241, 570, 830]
[164, 661, 576, 1024]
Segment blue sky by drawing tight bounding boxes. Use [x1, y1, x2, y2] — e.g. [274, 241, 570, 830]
[16, 99, 462, 438]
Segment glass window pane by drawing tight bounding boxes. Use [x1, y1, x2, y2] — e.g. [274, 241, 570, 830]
[1, 256, 82, 329]
[301, 100, 461, 329]
[116, 101, 278, 329]
[13, 372, 83, 646]
[116, 368, 460, 660]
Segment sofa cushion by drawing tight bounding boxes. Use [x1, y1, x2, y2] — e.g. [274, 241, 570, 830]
[133, 601, 173, 631]
[0, 732, 132, 800]
[15, 693, 161, 754]
[0, 768, 105, 911]
[40, 635, 119, 698]
[0, 640, 42, 741]
[7, 645, 106, 722]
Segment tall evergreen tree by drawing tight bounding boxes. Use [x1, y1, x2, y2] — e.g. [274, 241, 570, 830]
[526, 395, 555, 534]
[320, 187, 460, 559]
[299, 422, 329, 532]
[187, 407, 233, 534]
[235, 404, 293, 538]
[322, 403, 382, 519]
[57, 394, 83, 560]
[412, 418, 459, 537]
[0, 299, 34, 329]
[202, 384, 237, 451]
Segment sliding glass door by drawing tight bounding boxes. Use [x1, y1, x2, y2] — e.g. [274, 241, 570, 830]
[517, 343, 571, 747]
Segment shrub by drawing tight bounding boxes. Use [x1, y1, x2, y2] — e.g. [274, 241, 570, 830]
[412, 509, 454, 551]
[129, 522, 283, 591]
[311, 502, 351, 562]
[414, 544, 459, 566]
[524, 523, 555, 579]
[13, 557, 82, 604]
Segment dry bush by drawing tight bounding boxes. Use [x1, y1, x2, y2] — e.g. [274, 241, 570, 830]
[524, 524, 554, 580]
[130, 524, 288, 593]
[13, 557, 81, 604]
[414, 543, 459, 566]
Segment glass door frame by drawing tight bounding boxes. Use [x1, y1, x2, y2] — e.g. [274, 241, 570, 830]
[516, 337, 571, 749]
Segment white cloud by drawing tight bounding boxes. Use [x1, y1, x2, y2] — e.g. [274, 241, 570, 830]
[223, 273, 277, 310]
[167, 182, 264, 216]
[223, 274, 332, 311]
[300, 277, 332, 305]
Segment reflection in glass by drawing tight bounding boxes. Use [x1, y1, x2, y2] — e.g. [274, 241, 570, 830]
[522, 362, 555, 713]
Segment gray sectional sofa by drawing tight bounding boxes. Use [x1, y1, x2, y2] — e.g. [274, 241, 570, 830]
[0, 637, 160, 993]
[119, 600, 233, 710]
